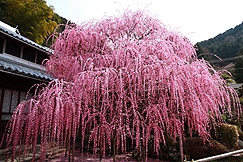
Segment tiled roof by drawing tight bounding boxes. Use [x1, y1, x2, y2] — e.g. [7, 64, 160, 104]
[0, 21, 52, 53]
[0, 57, 53, 81]
[0, 21, 53, 81]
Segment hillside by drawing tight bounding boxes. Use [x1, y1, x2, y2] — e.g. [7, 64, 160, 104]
[198, 21, 243, 65]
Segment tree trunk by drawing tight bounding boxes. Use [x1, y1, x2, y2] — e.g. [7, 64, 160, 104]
[113, 129, 116, 162]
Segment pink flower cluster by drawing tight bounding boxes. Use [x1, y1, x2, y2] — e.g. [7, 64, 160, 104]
[2, 10, 240, 161]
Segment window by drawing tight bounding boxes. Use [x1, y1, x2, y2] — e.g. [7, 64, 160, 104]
[23, 47, 36, 62]
[5, 40, 21, 57]
[37, 52, 48, 65]
[0, 88, 31, 120]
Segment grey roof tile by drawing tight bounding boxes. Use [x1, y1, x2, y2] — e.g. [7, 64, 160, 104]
[0, 58, 53, 81]
[0, 22, 53, 53]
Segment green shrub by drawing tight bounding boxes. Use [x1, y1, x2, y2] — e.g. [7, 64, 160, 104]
[185, 137, 228, 160]
[221, 73, 232, 80]
[239, 97, 243, 105]
[238, 86, 243, 97]
[214, 123, 240, 150]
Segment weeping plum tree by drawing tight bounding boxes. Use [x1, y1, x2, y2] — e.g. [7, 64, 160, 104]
[1, 10, 241, 161]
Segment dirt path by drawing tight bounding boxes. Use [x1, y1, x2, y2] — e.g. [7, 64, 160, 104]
[48, 151, 163, 162]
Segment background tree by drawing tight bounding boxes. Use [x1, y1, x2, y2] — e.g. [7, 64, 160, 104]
[1, 10, 240, 162]
[198, 22, 243, 67]
[0, 0, 58, 45]
[234, 48, 243, 83]
[195, 42, 204, 55]
[44, 13, 70, 46]
[195, 42, 210, 61]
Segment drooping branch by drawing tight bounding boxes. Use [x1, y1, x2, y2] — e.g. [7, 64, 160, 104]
[1, 10, 241, 161]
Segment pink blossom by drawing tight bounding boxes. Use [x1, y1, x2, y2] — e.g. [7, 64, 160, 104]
[1, 10, 241, 161]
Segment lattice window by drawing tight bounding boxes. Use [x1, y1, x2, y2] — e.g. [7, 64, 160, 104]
[0, 88, 31, 121]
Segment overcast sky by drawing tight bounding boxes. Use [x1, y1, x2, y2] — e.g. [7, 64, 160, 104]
[46, 0, 243, 44]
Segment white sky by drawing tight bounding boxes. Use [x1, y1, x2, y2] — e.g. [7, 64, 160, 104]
[46, 0, 243, 44]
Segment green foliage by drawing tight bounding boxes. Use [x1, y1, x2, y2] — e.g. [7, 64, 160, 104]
[235, 48, 243, 82]
[239, 97, 243, 105]
[221, 73, 232, 80]
[238, 85, 243, 97]
[198, 22, 243, 66]
[0, 0, 66, 45]
[220, 73, 235, 84]
[214, 123, 240, 150]
[45, 13, 69, 46]
[52, 13, 69, 32]
[185, 137, 228, 160]
[225, 78, 236, 84]
[195, 43, 211, 62]
[194, 43, 204, 55]
[238, 128, 243, 141]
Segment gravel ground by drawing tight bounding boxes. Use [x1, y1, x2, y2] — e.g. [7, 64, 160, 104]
[47, 151, 163, 162]
[0, 148, 165, 162]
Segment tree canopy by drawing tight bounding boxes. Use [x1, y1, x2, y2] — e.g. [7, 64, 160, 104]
[0, 0, 58, 45]
[1, 10, 241, 162]
[235, 48, 243, 82]
[198, 22, 243, 66]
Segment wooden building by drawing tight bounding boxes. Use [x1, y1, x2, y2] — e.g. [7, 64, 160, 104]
[0, 21, 52, 139]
